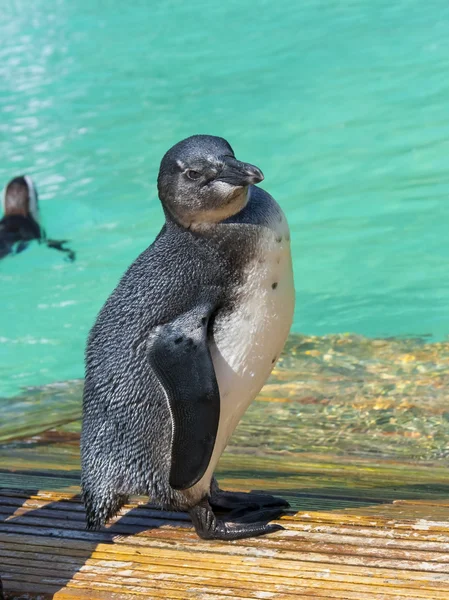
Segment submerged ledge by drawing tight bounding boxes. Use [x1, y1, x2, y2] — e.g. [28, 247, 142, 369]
[1, 332, 449, 463]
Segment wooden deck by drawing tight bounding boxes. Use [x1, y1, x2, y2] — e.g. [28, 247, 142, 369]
[2, 334, 449, 599]
[2, 452, 449, 599]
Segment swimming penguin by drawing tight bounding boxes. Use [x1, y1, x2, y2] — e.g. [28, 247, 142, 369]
[81, 135, 295, 540]
[0, 175, 76, 261]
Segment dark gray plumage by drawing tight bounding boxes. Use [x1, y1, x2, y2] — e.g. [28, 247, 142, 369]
[81, 135, 294, 540]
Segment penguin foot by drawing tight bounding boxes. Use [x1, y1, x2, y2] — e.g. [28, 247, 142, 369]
[189, 498, 283, 541]
[209, 480, 290, 512]
[228, 506, 286, 523]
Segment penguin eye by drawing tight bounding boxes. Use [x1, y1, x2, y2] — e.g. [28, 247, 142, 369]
[186, 169, 202, 181]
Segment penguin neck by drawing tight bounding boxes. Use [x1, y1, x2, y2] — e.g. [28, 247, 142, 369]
[163, 187, 250, 233]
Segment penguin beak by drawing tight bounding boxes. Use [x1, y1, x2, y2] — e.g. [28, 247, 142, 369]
[217, 156, 264, 186]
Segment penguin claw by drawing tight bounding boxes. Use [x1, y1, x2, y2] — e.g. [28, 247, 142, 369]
[189, 498, 284, 541]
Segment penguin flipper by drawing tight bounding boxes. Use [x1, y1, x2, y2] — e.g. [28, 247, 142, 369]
[147, 305, 220, 491]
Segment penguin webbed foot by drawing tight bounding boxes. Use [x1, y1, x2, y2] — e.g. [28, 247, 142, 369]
[46, 238, 76, 262]
[189, 498, 284, 541]
[209, 480, 290, 514]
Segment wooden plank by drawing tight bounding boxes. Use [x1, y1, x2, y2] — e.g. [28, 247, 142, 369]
[3, 511, 449, 564]
[3, 531, 449, 583]
[3, 550, 449, 596]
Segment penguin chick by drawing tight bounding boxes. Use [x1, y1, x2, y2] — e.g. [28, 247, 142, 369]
[81, 135, 295, 540]
[0, 175, 76, 261]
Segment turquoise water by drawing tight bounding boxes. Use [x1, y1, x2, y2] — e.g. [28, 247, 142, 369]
[1, 0, 449, 397]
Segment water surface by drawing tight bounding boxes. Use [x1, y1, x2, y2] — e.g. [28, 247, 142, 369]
[1, 0, 449, 396]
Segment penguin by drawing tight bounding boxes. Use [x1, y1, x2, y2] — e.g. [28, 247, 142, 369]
[0, 175, 76, 261]
[81, 135, 295, 540]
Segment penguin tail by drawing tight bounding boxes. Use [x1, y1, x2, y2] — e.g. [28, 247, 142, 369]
[82, 486, 128, 530]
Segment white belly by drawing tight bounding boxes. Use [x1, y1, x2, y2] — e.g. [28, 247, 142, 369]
[185, 205, 295, 501]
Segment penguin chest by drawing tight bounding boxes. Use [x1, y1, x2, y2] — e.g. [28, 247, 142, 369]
[182, 210, 294, 503]
[210, 213, 295, 466]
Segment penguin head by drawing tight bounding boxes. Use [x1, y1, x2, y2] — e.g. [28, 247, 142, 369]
[2, 175, 40, 224]
[157, 135, 264, 228]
